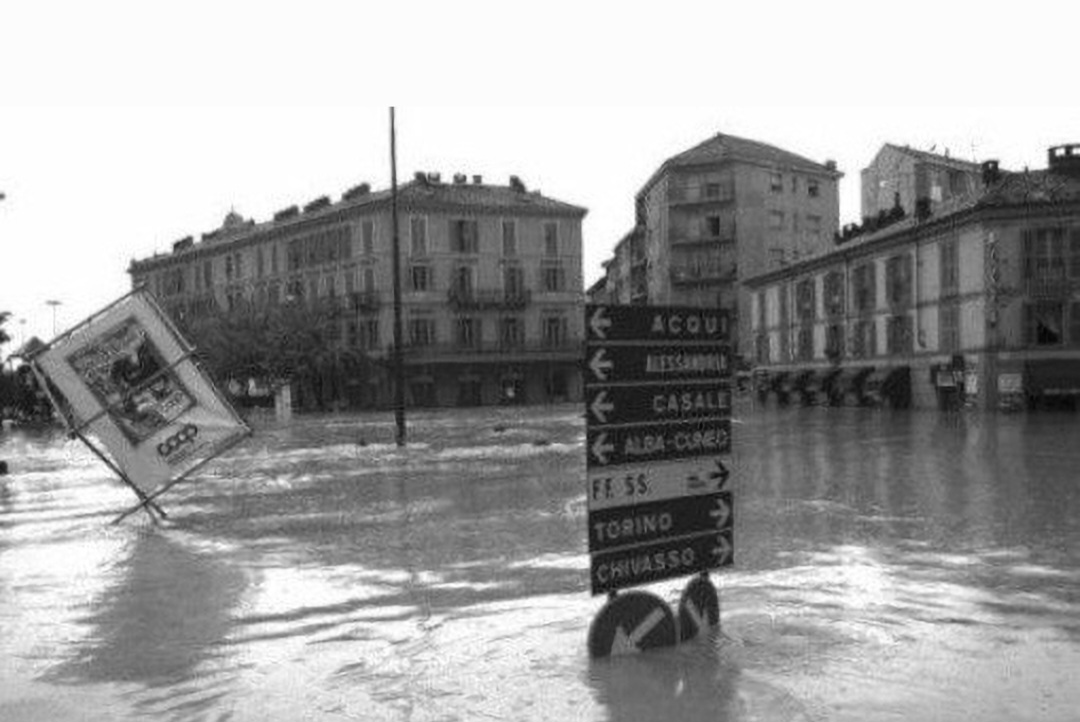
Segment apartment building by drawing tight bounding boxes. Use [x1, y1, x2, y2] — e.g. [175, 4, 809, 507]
[747, 145, 1080, 412]
[861, 143, 984, 221]
[592, 132, 842, 357]
[129, 173, 588, 409]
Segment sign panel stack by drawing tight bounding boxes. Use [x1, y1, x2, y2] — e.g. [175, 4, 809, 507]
[584, 305, 734, 596]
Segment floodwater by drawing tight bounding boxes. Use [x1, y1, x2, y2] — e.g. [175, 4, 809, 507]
[1, 403, 1078, 721]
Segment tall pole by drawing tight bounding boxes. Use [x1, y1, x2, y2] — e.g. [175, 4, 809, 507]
[46, 299, 62, 336]
[390, 107, 407, 446]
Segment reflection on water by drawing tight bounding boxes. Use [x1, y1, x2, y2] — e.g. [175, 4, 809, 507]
[1, 404, 1079, 721]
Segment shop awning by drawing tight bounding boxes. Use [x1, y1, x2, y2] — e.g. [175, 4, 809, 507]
[792, 369, 816, 391]
[836, 366, 873, 393]
[1026, 359, 1080, 395]
[819, 368, 843, 390]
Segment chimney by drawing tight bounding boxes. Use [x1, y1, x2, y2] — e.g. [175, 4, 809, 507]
[427, 172, 441, 184]
[509, 175, 526, 192]
[1048, 144, 1080, 177]
[453, 173, 467, 184]
[472, 175, 483, 185]
[981, 160, 1001, 187]
[824, 159, 837, 172]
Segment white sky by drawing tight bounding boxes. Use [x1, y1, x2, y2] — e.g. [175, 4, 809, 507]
[2, 1, 1077, 353]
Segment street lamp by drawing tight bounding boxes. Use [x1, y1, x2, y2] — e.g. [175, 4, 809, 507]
[46, 300, 62, 337]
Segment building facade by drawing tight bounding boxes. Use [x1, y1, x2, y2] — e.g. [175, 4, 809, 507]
[591, 132, 842, 358]
[861, 143, 984, 221]
[747, 146, 1080, 412]
[130, 173, 588, 409]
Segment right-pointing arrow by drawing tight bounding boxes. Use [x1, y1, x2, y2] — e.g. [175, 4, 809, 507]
[712, 534, 733, 564]
[709, 496, 731, 529]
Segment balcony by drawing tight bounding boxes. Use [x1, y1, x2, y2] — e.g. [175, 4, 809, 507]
[670, 263, 736, 285]
[349, 291, 382, 312]
[1024, 274, 1073, 299]
[667, 184, 735, 206]
[447, 287, 532, 310]
[401, 339, 582, 363]
[669, 230, 736, 247]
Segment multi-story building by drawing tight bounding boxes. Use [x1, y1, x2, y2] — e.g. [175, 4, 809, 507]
[861, 143, 984, 221]
[129, 173, 588, 409]
[747, 145, 1080, 412]
[591, 132, 842, 357]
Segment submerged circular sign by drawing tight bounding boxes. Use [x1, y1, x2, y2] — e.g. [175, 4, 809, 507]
[588, 591, 677, 658]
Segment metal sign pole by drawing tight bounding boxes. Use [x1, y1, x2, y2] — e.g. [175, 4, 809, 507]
[390, 106, 407, 447]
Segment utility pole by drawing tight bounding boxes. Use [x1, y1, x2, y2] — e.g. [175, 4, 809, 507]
[390, 108, 407, 446]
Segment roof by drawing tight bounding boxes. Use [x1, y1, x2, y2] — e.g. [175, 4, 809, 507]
[878, 143, 983, 170]
[639, 132, 841, 198]
[744, 168, 1080, 288]
[131, 178, 587, 271]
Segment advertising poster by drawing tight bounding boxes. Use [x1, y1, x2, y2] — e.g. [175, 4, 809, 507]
[32, 290, 249, 493]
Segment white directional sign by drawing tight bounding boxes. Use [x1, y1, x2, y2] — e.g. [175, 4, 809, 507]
[587, 458, 730, 511]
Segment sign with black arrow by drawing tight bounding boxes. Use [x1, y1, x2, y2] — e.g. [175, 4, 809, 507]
[585, 344, 732, 385]
[587, 457, 731, 511]
[587, 383, 731, 426]
[590, 529, 733, 595]
[588, 491, 732, 553]
[587, 419, 731, 469]
[587, 305, 731, 343]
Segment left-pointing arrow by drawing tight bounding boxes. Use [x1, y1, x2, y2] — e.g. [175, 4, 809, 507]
[591, 432, 614, 465]
[590, 390, 615, 424]
[588, 348, 614, 382]
[589, 306, 611, 340]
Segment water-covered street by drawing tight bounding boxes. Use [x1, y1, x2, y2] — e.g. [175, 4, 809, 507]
[1, 403, 1078, 721]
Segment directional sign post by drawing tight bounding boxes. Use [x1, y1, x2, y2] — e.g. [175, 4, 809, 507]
[584, 304, 735, 611]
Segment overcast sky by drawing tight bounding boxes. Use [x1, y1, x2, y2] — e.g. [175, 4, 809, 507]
[2, 1, 1076, 353]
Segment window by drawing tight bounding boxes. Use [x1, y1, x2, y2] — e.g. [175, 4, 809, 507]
[410, 216, 428, 256]
[706, 216, 722, 237]
[851, 319, 876, 358]
[797, 325, 813, 361]
[271, 246, 278, 275]
[770, 172, 783, 193]
[410, 264, 432, 292]
[499, 316, 524, 348]
[325, 274, 337, 298]
[408, 317, 436, 346]
[826, 323, 845, 360]
[542, 264, 565, 292]
[257, 249, 265, 278]
[544, 222, 559, 257]
[225, 255, 234, 281]
[450, 219, 479, 253]
[542, 316, 568, 348]
[452, 265, 475, 296]
[203, 260, 212, 289]
[940, 301, 960, 353]
[345, 268, 357, 294]
[755, 333, 770, 365]
[233, 253, 243, 280]
[1024, 302, 1064, 346]
[768, 210, 784, 230]
[791, 176, 798, 193]
[808, 180, 820, 198]
[362, 220, 375, 256]
[504, 265, 524, 297]
[502, 220, 517, 256]
[940, 237, 959, 296]
[1071, 229, 1080, 278]
[853, 262, 876, 313]
[705, 182, 722, 199]
[361, 318, 379, 349]
[1071, 302, 1080, 347]
[824, 271, 844, 317]
[885, 253, 913, 308]
[777, 285, 789, 361]
[456, 317, 480, 348]
[364, 267, 375, 292]
[886, 314, 913, 355]
[795, 278, 815, 322]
